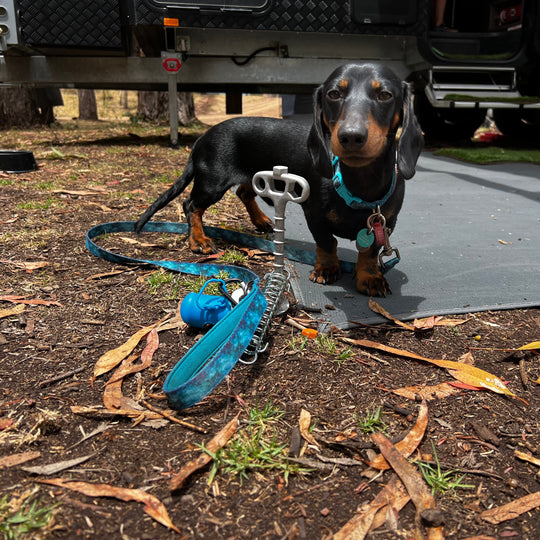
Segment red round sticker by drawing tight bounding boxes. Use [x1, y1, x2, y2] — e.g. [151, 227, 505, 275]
[162, 58, 181, 72]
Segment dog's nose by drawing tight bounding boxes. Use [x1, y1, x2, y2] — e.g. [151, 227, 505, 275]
[337, 125, 368, 150]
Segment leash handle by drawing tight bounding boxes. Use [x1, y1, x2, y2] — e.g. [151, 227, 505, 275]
[252, 166, 310, 272]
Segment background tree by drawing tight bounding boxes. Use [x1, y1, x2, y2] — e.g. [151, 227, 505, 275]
[0, 87, 63, 128]
[137, 90, 195, 125]
[78, 89, 98, 120]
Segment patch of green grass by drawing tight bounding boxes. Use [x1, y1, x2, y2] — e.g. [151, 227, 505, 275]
[435, 146, 540, 164]
[153, 171, 180, 184]
[0, 178, 14, 186]
[16, 197, 62, 211]
[146, 269, 183, 299]
[0, 228, 55, 250]
[287, 333, 353, 365]
[44, 146, 87, 160]
[315, 334, 353, 364]
[36, 181, 57, 190]
[247, 401, 284, 426]
[180, 272, 230, 295]
[204, 402, 309, 484]
[334, 347, 354, 366]
[146, 270, 233, 300]
[218, 248, 247, 266]
[443, 93, 540, 105]
[0, 493, 56, 539]
[415, 442, 475, 495]
[287, 335, 309, 353]
[356, 406, 388, 435]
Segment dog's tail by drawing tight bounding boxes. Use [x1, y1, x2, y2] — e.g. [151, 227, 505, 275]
[134, 155, 195, 233]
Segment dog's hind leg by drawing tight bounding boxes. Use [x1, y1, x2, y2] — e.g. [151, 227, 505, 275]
[182, 199, 217, 254]
[236, 183, 274, 232]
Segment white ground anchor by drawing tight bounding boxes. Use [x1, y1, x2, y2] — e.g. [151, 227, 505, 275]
[242, 166, 310, 362]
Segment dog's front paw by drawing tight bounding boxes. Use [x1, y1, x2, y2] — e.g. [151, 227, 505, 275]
[310, 244, 341, 284]
[355, 271, 390, 297]
[355, 252, 391, 297]
[309, 263, 341, 285]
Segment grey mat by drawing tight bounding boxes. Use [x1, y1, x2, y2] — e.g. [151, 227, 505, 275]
[258, 152, 540, 328]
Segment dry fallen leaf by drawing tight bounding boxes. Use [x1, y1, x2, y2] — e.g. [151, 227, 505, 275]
[518, 340, 540, 351]
[22, 454, 95, 475]
[368, 300, 415, 330]
[343, 338, 519, 400]
[106, 328, 159, 386]
[169, 414, 240, 491]
[92, 319, 164, 383]
[334, 474, 409, 539]
[514, 450, 540, 468]
[367, 400, 428, 470]
[414, 316, 472, 330]
[0, 303, 25, 320]
[0, 451, 41, 469]
[413, 315, 441, 330]
[480, 491, 540, 524]
[372, 432, 444, 540]
[119, 236, 161, 248]
[0, 296, 62, 307]
[299, 409, 321, 451]
[393, 382, 461, 401]
[38, 478, 180, 533]
[0, 259, 49, 271]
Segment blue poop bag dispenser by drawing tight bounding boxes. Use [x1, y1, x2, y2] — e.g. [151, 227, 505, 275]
[180, 279, 233, 329]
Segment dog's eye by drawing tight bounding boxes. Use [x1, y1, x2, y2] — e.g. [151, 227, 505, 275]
[327, 89, 342, 100]
[377, 91, 393, 102]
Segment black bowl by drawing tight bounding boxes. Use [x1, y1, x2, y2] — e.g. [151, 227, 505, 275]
[0, 150, 38, 173]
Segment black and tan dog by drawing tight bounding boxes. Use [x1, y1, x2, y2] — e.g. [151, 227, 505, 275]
[135, 63, 423, 296]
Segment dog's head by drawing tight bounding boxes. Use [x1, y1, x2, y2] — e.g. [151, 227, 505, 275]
[308, 63, 423, 180]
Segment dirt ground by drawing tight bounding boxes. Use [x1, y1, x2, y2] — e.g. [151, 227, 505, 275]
[0, 93, 539, 539]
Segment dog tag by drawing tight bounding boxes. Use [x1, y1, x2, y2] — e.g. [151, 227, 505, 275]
[372, 221, 386, 247]
[356, 228, 374, 252]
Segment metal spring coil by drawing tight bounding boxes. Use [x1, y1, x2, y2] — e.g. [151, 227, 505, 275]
[242, 270, 289, 361]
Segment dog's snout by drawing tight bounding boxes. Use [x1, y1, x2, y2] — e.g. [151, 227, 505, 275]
[337, 125, 368, 151]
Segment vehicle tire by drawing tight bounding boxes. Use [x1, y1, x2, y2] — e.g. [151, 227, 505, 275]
[414, 93, 485, 142]
[492, 108, 540, 139]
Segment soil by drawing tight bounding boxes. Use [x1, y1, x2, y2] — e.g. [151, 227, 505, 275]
[0, 95, 539, 540]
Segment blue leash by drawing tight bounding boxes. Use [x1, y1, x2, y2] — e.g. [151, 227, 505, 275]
[86, 220, 271, 410]
[86, 220, 357, 410]
[87, 219, 380, 409]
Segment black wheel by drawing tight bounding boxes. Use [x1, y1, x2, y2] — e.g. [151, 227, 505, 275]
[492, 109, 540, 140]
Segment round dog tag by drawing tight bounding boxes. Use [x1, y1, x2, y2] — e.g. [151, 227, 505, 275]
[356, 228, 374, 252]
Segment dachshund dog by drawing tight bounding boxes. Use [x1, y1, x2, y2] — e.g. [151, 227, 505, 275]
[135, 63, 423, 296]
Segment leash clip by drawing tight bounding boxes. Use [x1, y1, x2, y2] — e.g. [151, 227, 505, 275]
[365, 206, 401, 273]
[379, 247, 401, 273]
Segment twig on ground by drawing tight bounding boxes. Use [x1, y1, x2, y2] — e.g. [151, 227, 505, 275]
[38, 366, 85, 387]
[142, 400, 207, 433]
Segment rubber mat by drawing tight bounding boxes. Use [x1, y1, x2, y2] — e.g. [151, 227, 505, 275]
[258, 152, 540, 328]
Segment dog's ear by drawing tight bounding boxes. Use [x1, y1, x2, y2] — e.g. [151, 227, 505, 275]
[397, 81, 424, 180]
[307, 85, 334, 179]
